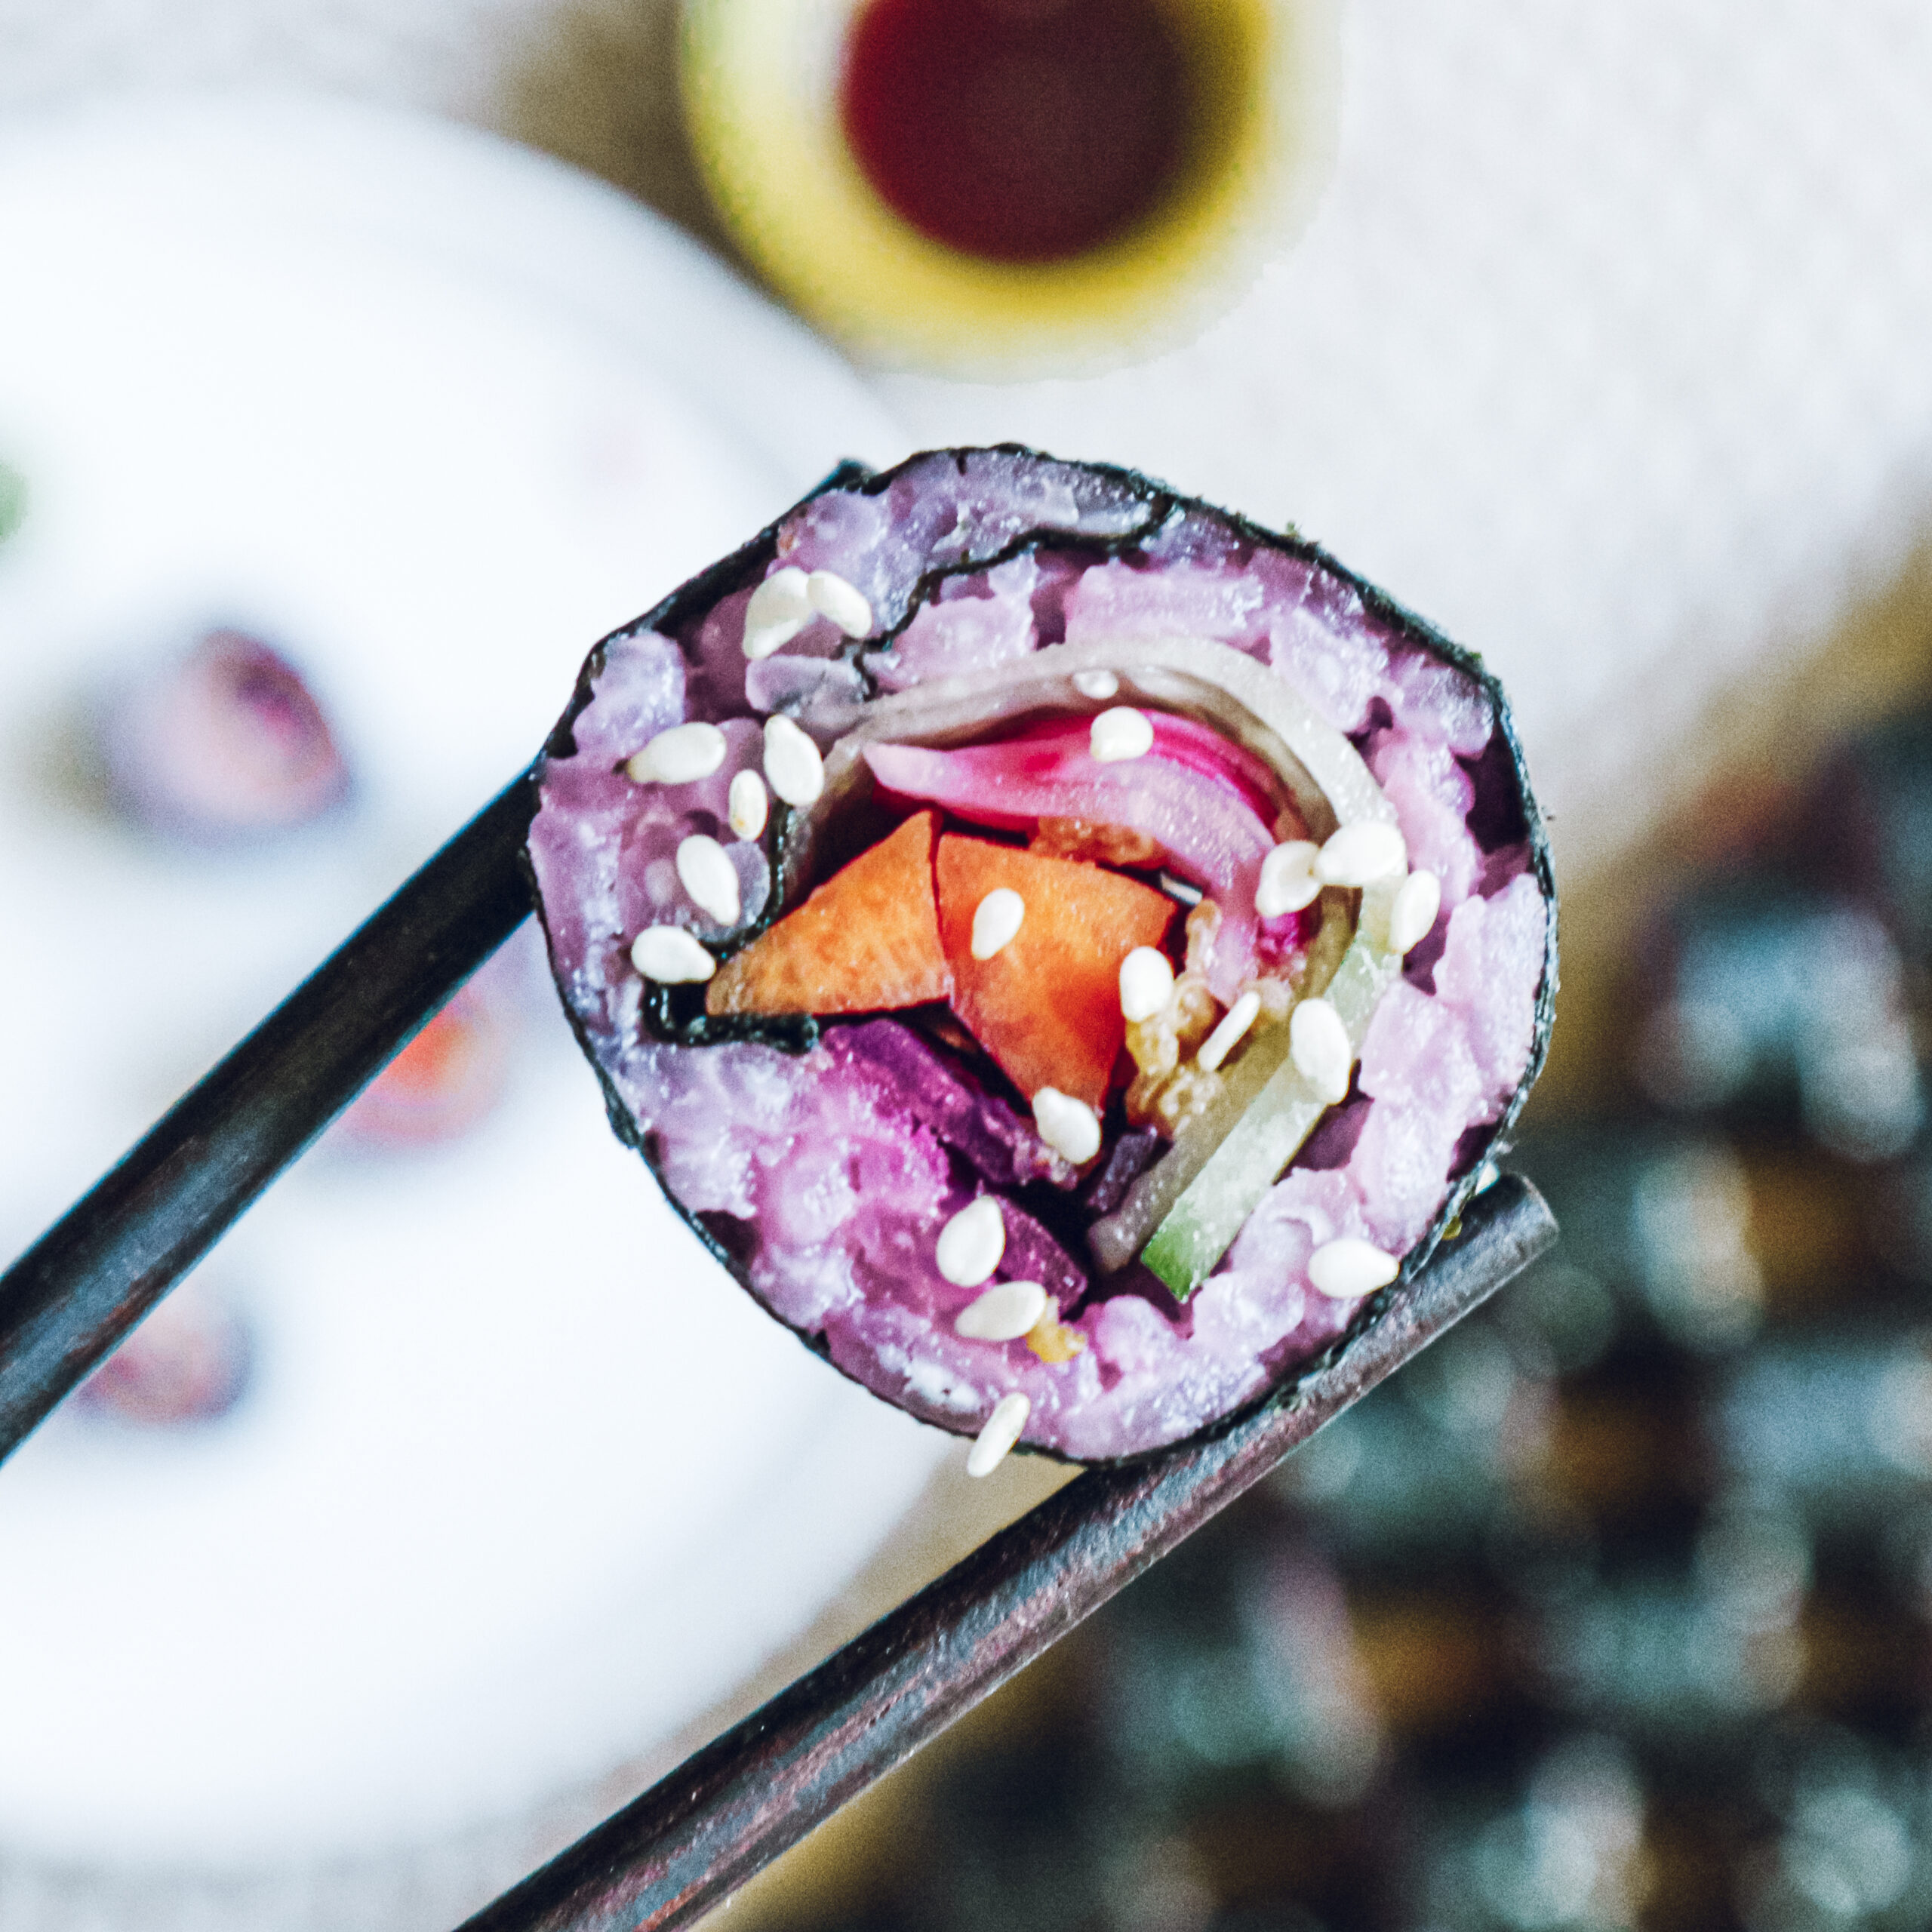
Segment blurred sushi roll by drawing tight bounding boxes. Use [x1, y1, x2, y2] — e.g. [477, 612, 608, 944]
[1513, 1124, 1767, 1355]
[1635, 880, 1922, 1161]
[72, 1272, 251, 1427]
[1099, 1524, 1383, 1807]
[1273, 1315, 1545, 1553]
[1740, 1735, 1930, 1932]
[1416, 1737, 1649, 1930]
[1806, 705, 1932, 961]
[99, 626, 352, 841]
[528, 448, 1555, 1463]
[334, 981, 512, 1152]
[1717, 1331, 1932, 1525]
[1531, 1542, 1809, 1734]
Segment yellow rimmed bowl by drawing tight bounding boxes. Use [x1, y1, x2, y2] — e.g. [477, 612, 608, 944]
[679, 0, 1343, 377]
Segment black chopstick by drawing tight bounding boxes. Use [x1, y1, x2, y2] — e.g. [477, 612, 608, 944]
[456, 1175, 1556, 1932]
[0, 772, 539, 1466]
[0, 776, 1556, 1932]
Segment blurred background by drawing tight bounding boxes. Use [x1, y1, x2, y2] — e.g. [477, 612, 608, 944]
[1, 2, 1930, 1928]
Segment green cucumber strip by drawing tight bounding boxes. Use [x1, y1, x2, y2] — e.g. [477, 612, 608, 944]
[1086, 886, 1353, 1275]
[1142, 886, 1403, 1298]
[1088, 1020, 1297, 1274]
[1140, 1078, 1330, 1294]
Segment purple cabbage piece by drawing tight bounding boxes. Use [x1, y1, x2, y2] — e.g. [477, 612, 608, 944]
[822, 1021, 1077, 1194]
[528, 449, 1554, 1462]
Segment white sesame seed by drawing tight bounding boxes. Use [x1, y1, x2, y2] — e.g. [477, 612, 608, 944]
[936, 1196, 1006, 1287]
[1072, 669, 1119, 700]
[1089, 706, 1155, 763]
[1315, 822, 1407, 888]
[1308, 1237, 1399, 1300]
[1119, 946, 1175, 1023]
[676, 833, 741, 926]
[1289, 996, 1352, 1103]
[1196, 989, 1262, 1073]
[624, 721, 728, 786]
[966, 1391, 1031, 1477]
[743, 567, 811, 660]
[763, 714, 824, 807]
[955, 1279, 1049, 1343]
[1256, 840, 1322, 918]
[805, 569, 873, 637]
[971, 887, 1026, 961]
[728, 768, 769, 841]
[1389, 869, 1442, 954]
[744, 623, 801, 662]
[1032, 1087, 1102, 1164]
[630, 925, 717, 983]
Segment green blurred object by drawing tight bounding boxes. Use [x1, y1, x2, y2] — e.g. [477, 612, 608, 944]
[0, 461, 25, 546]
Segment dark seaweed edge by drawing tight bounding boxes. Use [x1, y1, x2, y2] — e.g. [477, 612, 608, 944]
[525, 444, 1559, 1468]
[525, 460, 872, 1060]
[519, 464, 866, 1214]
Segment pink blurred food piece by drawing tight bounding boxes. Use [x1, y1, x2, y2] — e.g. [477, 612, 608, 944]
[528, 448, 1555, 1463]
[103, 628, 351, 839]
[337, 982, 512, 1152]
[75, 1275, 251, 1427]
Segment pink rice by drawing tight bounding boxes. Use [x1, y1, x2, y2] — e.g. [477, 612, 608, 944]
[528, 450, 1552, 1461]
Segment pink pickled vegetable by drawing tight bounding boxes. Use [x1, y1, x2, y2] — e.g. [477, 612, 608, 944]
[863, 713, 1308, 1000]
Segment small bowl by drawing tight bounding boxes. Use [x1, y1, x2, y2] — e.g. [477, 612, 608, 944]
[680, 0, 1342, 376]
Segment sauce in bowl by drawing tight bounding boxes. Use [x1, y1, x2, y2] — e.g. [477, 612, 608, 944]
[839, 0, 1188, 263]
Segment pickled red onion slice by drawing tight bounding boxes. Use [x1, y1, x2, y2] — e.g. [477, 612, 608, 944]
[863, 714, 1305, 1001]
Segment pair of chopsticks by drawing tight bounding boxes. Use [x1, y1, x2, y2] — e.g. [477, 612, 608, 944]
[0, 779, 1556, 1932]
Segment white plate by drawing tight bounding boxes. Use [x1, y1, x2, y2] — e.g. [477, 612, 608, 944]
[0, 94, 943, 1871]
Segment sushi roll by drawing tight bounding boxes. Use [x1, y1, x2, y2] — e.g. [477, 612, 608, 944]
[100, 627, 352, 841]
[528, 448, 1555, 1466]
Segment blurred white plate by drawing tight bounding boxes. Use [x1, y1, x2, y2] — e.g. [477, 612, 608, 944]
[0, 94, 939, 1871]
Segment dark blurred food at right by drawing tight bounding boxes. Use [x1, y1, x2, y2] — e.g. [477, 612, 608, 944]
[774, 702, 1932, 1931]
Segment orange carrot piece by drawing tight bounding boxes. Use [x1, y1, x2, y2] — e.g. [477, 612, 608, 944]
[936, 835, 1177, 1111]
[706, 811, 952, 1017]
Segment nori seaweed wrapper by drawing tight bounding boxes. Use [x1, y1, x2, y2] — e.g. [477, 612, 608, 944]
[526, 447, 1556, 1463]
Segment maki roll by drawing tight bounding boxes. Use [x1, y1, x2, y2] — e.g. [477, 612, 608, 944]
[528, 448, 1555, 1468]
[100, 627, 352, 841]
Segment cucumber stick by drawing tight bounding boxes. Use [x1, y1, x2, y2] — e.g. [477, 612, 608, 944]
[1142, 883, 1402, 1297]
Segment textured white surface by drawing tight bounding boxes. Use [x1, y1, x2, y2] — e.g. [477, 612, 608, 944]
[880, 2, 1932, 870]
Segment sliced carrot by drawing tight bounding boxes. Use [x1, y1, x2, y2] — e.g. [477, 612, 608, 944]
[937, 835, 1177, 1111]
[706, 810, 952, 1017]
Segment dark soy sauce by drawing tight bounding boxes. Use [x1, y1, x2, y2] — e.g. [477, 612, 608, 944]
[839, 0, 1189, 264]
